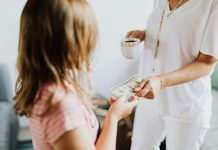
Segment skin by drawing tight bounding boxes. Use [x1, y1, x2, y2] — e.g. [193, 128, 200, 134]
[169, 0, 189, 10]
[54, 96, 138, 150]
[133, 53, 217, 99]
[126, 30, 145, 42]
[128, 0, 218, 99]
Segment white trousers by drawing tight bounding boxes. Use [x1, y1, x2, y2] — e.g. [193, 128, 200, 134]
[131, 104, 208, 150]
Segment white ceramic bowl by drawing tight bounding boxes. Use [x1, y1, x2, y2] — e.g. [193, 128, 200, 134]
[121, 38, 141, 59]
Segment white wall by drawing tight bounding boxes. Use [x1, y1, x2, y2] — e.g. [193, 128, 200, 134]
[0, 0, 27, 86]
[89, 0, 153, 98]
[0, 0, 153, 126]
[0, 0, 27, 127]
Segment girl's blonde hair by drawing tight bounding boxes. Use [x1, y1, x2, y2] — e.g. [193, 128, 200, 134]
[14, 0, 98, 116]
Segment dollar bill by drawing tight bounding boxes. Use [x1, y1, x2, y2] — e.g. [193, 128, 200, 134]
[109, 75, 142, 101]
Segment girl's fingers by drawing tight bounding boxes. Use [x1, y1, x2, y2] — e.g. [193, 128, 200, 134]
[110, 97, 117, 101]
[129, 96, 136, 101]
[117, 95, 127, 103]
[109, 97, 117, 105]
[128, 98, 138, 109]
[133, 79, 148, 92]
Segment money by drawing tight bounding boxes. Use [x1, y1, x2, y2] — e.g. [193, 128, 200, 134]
[109, 75, 142, 101]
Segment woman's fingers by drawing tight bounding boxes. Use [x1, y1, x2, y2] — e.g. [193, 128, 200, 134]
[133, 79, 148, 92]
[126, 31, 134, 38]
[136, 86, 150, 97]
[130, 32, 137, 38]
[134, 76, 161, 100]
[135, 82, 156, 99]
[144, 91, 155, 99]
[126, 31, 139, 38]
[136, 81, 152, 97]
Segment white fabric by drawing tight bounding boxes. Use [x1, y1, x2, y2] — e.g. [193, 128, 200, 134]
[132, 0, 218, 149]
[201, 89, 218, 150]
[137, 0, 218, 128]
[131, 101, 208, 150]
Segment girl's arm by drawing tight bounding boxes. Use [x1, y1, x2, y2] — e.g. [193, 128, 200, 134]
[95, 96, 137, 150]
[54, 96, 138, 150]
[54, 126, 96, 150]
[95, 112, 118, 150]
[134, 52, 217, 99]
[54, 113, 118, 150]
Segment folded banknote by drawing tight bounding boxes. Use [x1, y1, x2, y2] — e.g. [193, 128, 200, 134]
[109, 75, 142, 101]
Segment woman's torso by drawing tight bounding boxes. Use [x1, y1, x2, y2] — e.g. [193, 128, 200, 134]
[138, 0, 216, 126]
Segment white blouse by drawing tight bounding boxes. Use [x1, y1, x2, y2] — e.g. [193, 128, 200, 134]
[138, 0, 218, 127]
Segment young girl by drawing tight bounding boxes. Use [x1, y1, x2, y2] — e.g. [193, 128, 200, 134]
[14, 0, 138, 150]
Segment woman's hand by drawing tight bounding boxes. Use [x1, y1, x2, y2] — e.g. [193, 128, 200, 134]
[108, 96, 138, 121]
[126, 30, 145, 42]
[133, 76, 162, 99]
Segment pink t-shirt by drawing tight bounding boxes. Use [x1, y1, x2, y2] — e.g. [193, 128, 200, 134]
[28, 83, 99, 150]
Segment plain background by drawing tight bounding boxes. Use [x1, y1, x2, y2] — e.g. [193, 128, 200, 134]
[0, 0, 153, 126]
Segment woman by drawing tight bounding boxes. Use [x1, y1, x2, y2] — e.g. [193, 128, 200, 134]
[127, 0, 218, 149]
[14, 0, 137, 149]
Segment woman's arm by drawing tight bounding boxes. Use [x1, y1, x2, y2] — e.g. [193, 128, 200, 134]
[134, 52, 217, 99]
[161, 52, 217, 88]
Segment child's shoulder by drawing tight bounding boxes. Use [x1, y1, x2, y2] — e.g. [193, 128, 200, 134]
[31, 82, 81, 116]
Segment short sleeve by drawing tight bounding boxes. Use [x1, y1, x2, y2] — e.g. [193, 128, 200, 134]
[200, 3, 218, 60]
[42, 97, 86, 145]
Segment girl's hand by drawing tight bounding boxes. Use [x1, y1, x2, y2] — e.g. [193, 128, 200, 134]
[108, 96, 138, 121]
[133, 76, 162, 99]
[126, 30, 145, 42]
